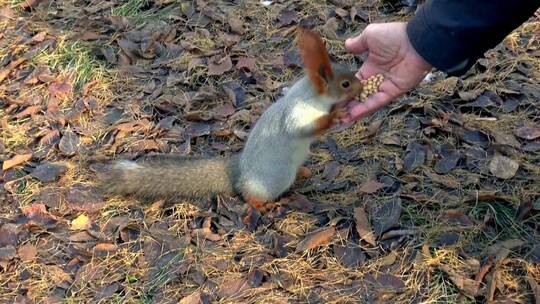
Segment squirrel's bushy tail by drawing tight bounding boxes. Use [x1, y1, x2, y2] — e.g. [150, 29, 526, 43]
[98, 154, 240, 201]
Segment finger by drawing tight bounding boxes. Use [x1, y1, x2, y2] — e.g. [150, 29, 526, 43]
[345, 28, 369, 54]
[342, 91, 393, 123]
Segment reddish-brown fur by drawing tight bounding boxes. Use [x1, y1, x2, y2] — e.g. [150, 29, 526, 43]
[297, 27, 333, 94]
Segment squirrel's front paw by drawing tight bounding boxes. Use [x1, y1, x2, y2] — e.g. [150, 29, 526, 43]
[330, 107, 347, 125]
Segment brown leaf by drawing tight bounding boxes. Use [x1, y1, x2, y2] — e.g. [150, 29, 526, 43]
[17, 244, 37, 261]
[80, 31, 103, 41]
[486, 268, 498, 302]
[372, 198, 402, 237]
[514, 126, 540, 140]
[358, 180, 385, 194]
[236, 57, 256, 70]
[333, 244, 366, 268]
[180, 291, 211, 304]
[70, 214, 91, 230]
[335, 7, 349, 18]
[65, 185, 104, 213]
[208, 55, 233, 76]
[48, 81, 72, 99]
[15, 105, 40, 119]
[31, 162, 67, 182]
[212, 103, 236, 120]
[489, 154, 519, 179]
[186, 123, 211, 138]
[526, 275, 540, 304]
[435, 232, 460, 247]
[434, 145, 459, 174]
[0, 224, 19, 247]
[18, 203, 58, 229]
[438, 264, 479, 298]
[403, 141, 427, 172]
[441, 210, 474, 226]
[322, 17, 339, 39]
[459, 129, 489, 147]
[120, 226, 140, 242]
[277, 9, 297, 27]
[491, 131, 521, 148]
[365, 273, 406, 291]
[191, 227, 221, 242]
[219, 277, 251, 299]
[0, 57, 27, 83]
[92, 243, 117, 256]
[0, 245, 16, 260]
[94, 283, 119, 302]
[20, 0, 43, 10]
[59, 129, 80, 156]
[228, 16, 245, 34]
[0, 7, 16, 19]
[353, 207, 376, 246]
[295, 227, 336, 253]
[3, 153, 32, 170]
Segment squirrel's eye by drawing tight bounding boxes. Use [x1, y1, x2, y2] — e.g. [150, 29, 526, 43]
[341, 80, 350, 88]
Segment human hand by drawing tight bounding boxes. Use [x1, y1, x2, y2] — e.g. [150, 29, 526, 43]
[342, 22, 432, 123]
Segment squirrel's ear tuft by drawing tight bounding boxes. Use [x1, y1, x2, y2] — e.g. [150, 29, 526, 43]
[296, 26, 333, 94]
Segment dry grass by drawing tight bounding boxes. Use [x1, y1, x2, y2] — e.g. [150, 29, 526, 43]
[0, 1, 539, 303]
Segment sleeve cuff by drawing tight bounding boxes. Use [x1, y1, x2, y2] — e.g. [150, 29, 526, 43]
[406, 5, 475, 76]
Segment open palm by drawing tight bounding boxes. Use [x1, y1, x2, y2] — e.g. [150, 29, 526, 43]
[342, 22, 432, 123]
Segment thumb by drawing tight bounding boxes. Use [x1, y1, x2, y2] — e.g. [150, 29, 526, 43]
[345, 30, 368, 54]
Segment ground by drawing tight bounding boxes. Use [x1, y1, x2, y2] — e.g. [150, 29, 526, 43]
[0, 1, 539, 303]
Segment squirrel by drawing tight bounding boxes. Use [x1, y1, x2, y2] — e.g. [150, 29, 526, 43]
[98, 27, 363, 214]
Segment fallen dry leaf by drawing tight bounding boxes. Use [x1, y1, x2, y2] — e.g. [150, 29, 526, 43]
[219, 277, 251, 299]
[236, 57, 256, 70]
[0, 224, 19, 247]
[372, 198, 402, 237]
[358, 180, 385, 194]
[514, 126, 540, 140]
[228, 15, 245, 34]
[59, 129, 80, 156]
[0, 246, 16, 260]
[180, 291, 211, 304]
[94, 283, 119, 302]
[403, 141, 427, 172]
[71, 214, 91, 230]
[438, 264, 479, 298]
[208, 55, 233, 76]
[277, 9, 297, 27]
[3, 153, 32, 170]
[489, 154, 519, 179]
[18, 203, 58, 229]
[434, 145, 460, 174]
[526, 275, 540, 304]
[353, 207, 376, 246]
[30, 162, 67, 182]
[65, 185, 104, 213]
[48, 81, 72, 99]
[15, 105, 40, 119]
[491, 131, 521, 148]
[17, 244, 37, 261]
[92, 243, 118, 257]
[333, 244, 366, 268]
[295, 227, 336, 253]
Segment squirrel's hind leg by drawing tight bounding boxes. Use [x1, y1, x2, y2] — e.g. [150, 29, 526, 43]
[244, 195, 291, 214]
[296, 166, 312, 179]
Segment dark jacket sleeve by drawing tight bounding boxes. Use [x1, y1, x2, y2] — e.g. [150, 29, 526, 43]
[406, 1, 539, 76]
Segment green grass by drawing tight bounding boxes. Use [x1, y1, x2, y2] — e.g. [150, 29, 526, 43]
[111, 0, 149, 17]
[31, 39, 107, 90]
[469, 201, 527, 240]
[111, 0, 176, 26]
